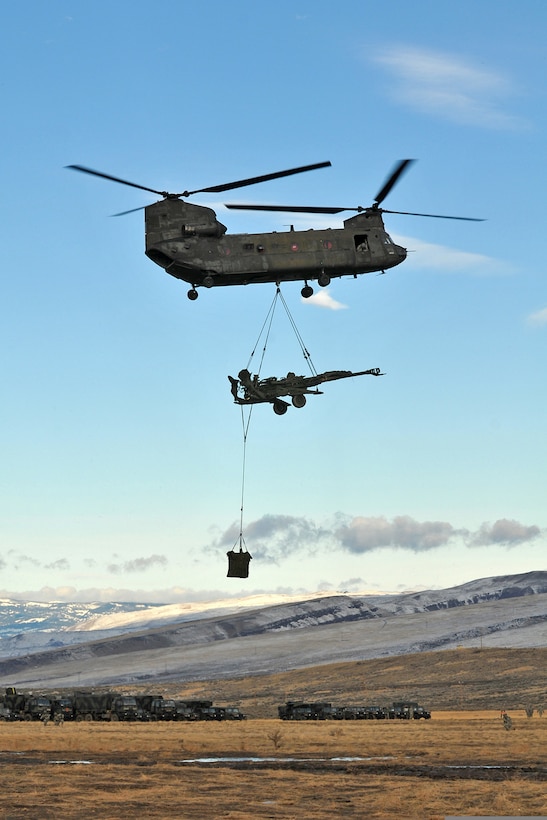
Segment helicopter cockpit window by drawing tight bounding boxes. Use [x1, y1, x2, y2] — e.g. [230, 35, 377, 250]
[354, 235, 369, 252]
[383, 233, 396, 253]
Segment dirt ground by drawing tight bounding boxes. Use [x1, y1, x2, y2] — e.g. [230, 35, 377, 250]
[0, 711, 545, 819]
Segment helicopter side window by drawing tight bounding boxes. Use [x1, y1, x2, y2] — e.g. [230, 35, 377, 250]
[354, 235, 369, 252]
[243, 243, 254, 251]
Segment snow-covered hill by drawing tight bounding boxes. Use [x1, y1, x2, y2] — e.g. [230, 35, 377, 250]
[0, 590, 342, 658]
[0, 571, 545, 688]
[65, 590, 341, 633]
[0, 599, 164, 638]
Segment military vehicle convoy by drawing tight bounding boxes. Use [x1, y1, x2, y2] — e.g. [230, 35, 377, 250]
[0, 688, 429, 723]
[0, 688, 245, 723]
[278, 700, 431, 720]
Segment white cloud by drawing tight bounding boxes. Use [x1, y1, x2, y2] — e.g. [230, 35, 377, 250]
[303, 289, 348, 310]
[214, 514, 330, 563]
[527, 307, 547, 326]
[393, 233, 507, 275]
[371, 46, 528, 130]
[0, 585, 236, 604]
[336, 515, 464, 554]
[468, 518, 541, 548]
[107, 554, 168, 574]
[213, 513, 543, 560]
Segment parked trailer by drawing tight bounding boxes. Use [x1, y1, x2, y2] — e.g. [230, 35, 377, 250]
[278, 702, 336, 720]
[279, 700, 431, 720]
[170, 700, 246, 721]
[176, 700, 213, 720]
[4, 690, 78, 723]
[2, 690, 28, 719]
[72, 692, 144, 721]
[390, 701, 431, 719]
[72, 691, 114, 721]
[136, 696, 177, 721]
[220, 706, 246, 720]
[1, 690, 51, 721]
[174, 701, 200, 721]
[50, 697, 75, 722]
[111, 696, 144, 721]
[0, 706, 16, 721]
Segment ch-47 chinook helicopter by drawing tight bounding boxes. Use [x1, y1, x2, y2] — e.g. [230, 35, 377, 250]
[67, 159, 482, 300]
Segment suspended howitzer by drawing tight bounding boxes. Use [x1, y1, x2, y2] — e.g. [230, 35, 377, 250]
[229, 367, 384, 414]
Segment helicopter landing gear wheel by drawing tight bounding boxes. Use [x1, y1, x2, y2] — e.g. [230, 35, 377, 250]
[273, 400, 288, 415]
[292, 394, 307, 408]
[202, 275, 214, 288]
[318, 273, 331, 287]
[301, 283, 314, 298]
[187, 288, 199, 301]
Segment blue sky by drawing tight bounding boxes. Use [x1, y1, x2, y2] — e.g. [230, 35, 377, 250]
[1, 1, 545, 603]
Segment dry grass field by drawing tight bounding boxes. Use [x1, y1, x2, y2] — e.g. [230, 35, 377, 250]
[0, 712, 546, 818]
[2, 647, 546, 818]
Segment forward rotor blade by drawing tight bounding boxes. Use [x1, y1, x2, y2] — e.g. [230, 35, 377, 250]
[66, 165, 170, 197]
[111, 205, 147, 217]
[190, 161, 332, 195]
[225, 202, 484, 221]
[381, 208, 485, 222]
[374, 159, 415, 205]
[225, 203, 346, 214]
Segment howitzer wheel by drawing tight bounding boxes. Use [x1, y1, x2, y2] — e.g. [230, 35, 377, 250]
[273, 400, 288, 415]
[292, 394, 307, 408]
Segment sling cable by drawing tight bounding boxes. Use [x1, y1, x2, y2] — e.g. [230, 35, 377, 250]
[226, 287, 317, 578]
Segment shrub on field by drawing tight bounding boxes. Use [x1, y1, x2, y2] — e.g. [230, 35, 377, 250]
[267, 728, 283, 750]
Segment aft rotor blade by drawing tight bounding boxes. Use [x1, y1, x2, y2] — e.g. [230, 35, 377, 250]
[381, 208, 485, 222]
[66, 165, 170, 197]
[191, 161, 332, 195]
[374, 159, 415, 205]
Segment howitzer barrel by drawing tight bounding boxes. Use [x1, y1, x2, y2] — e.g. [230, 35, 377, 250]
[319, 368, 382, 383]
[351, 368, 383, 377]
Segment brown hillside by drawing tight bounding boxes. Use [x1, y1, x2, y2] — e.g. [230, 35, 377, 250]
[152, 646, 547, 718]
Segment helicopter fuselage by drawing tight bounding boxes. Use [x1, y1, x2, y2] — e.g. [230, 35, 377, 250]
[68, 158, 481, 300]
[144, 199, 407, 293]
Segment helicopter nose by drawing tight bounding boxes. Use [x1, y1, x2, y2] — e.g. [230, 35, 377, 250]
[394, 243, 407, 262]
